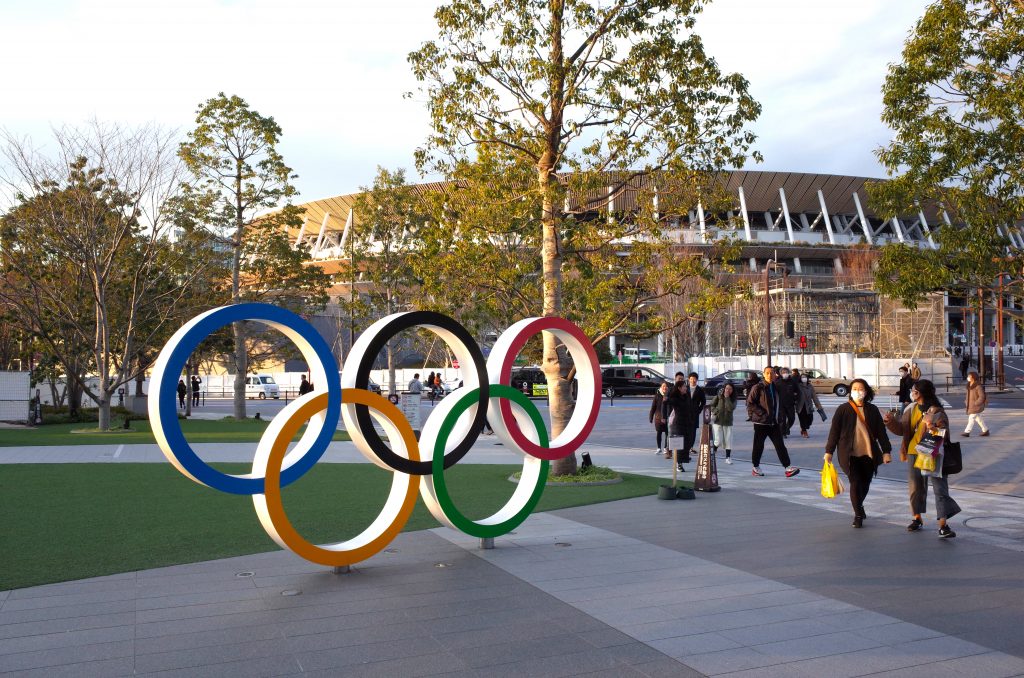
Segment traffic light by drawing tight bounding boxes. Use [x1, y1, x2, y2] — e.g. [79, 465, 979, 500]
[799, 335, 807, 349]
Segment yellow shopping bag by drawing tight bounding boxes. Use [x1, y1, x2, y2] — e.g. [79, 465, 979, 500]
[820, 460, 844, 498]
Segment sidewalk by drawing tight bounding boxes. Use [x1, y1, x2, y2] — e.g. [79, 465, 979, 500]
[2, 457, 1024, 676]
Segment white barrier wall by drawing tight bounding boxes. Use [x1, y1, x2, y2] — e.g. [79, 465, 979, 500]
[0, 371, 30, 422]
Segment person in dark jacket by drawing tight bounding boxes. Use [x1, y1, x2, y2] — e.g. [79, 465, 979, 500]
[795, 374, 823, 437]
[824, 378, 893, 527]
[683, 372, 706, 460]
[298, 375, 313, 395]
[176, 379, 187, 409]
[649, 381, 671, 457]
[894, 366, 913, 406]
[666, 381, 694, 471]
[776, 367, 798, 436]
[746, 366, 801, 478]
[959, 356, 970, 381]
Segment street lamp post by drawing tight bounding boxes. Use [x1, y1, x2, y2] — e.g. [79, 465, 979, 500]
[763, 259, 787, 368]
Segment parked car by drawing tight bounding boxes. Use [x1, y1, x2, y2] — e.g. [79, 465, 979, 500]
[510, 366, 578, 399]
[704, 369, 762, 399]
[600, 365, 667, 398]
[799, 368, 851, 397]
[245, 374, 280, 399]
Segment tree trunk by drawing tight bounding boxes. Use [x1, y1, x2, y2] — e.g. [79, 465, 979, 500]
[232, 171, 247, 420]
[387, 341, 397, 396]
[98, 393, 110, 430]
[233, 328, 247, 419]
[542, 0, 576, 476]
[185, 359, 193, 417]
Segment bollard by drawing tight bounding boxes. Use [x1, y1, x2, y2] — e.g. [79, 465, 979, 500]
[332, 565, 351, 574]
[479, 537, 494, 550]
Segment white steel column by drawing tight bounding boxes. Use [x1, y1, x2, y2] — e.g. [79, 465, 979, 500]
[338, 208, 354, 250]
[852, 192, 874, 245]
[817, 190, 837, 245]
[294, 217, 309, 249]
[312, 212, 331, 257]
[697, 201, 707, 240]
[892, 217, 906, 243]
[738, 186, 753, 241]
[607, 186, 614, 223]
[918, 210, 937, 249]
[778, 188, 796, 244]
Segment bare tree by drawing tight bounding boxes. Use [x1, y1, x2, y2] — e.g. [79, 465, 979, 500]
[0, 122, 215, 429]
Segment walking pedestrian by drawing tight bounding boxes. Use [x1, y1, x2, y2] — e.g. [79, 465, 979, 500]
[883, 379, 961, 538]
[176, 379, 187, 409]
[895, 366, 913, 406]
[824, 378, 893, 527]
[684, 372, 706, 460]
[910, 362, 922, 381]
[962, 370, 990, 437]
[776, 367, 798, 436]
[959, 356, 969, 381]
[795, 373, 823, 437]
[298, 375, 313, 395]
[191, 375, 202, 406]
[709, 382, 736, 464]
[649, 381, 671, 457]
[666, 381, 694, 472]
[746, 366, 801, 478]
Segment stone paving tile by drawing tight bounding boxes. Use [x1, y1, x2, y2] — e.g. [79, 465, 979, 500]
[851, 621, 945, 645]
[0, 638, 134, 673]
[647, 631, 743, 657]
[631, 656, 706, 677]
[136, 653, 301, 677]
[748, 630, 884, 664]
[297, 652, 472, 678]
[0, 598, 136, 626]
[133, 636, 296, 674]
[0, 656, 136, 678]
[0, 623, 134, 656]
[920, 651, 1024, 677]
[0, 610, 135, 641]
[677, 646, 773, 675]
[449, 631, 594, 669]
[293, 635, 445, 672]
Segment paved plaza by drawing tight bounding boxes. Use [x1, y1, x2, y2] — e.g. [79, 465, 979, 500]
[2, 391, 1024, 676]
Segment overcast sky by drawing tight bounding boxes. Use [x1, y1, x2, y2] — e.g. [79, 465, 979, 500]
[0, 0, 931, 203]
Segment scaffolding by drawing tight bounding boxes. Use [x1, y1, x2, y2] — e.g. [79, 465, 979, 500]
[706, 281, 948, 358]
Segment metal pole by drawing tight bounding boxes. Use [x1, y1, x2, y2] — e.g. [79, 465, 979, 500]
[765, 259, 772, 368]
[978, 288, 985, 383]
[998, 276, 1005, 388]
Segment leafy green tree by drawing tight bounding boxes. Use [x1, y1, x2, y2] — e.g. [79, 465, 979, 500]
[409, 0, 760, 472]
[343, 167, 427, 394]
[178, 93, 331, 419]
[870, 0, 1024, 306]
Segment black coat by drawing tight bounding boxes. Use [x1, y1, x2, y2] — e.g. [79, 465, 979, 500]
[649, 391, 670, 427]
[686, 385, 706, 425]
[825, 401, 892, 476]
[776, 377, 797, 409]
[897, 374, 914, 403]
[666, 389, 694, 436]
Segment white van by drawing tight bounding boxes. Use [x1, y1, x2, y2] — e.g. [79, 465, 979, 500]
[245, 374, 280, 399]
[622, 347, 653, 362]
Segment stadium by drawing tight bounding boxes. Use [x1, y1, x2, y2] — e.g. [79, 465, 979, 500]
[283, 170, 1021, 372]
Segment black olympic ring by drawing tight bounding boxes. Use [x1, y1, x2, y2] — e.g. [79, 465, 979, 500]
[348, 311, 489, 475]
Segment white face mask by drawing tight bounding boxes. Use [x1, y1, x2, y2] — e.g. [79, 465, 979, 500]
[851, 390, 866, 402]
[781, 373, 790, 379]
[802, 377, 809, 383]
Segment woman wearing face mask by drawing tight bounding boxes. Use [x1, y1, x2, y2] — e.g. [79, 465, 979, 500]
[825, 378, 893, 527]
[795, 373, 823, 438]
[708, 382, 737, 464]
[666, 381, 693, 472]
[883, 379, 961, 538]
[649, 381, 671, 457]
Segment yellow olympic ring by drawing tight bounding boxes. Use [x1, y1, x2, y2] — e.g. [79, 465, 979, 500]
[251, 390, 420, 566]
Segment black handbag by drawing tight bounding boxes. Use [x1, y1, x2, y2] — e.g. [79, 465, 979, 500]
[943, 440, 963, 475]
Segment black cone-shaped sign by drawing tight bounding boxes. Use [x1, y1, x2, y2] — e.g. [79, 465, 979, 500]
[695, 410, 720, 492]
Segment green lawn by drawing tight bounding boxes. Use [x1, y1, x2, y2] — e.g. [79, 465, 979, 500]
[0, 419, 350, 447]
[0, 463, 673, 590]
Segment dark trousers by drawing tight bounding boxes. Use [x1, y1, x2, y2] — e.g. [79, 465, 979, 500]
[683, 425, 698, 460]
[655, 423, 667, 449]
[751, 423, 791, 468]
[797, 409, 813, 432]
[847, 455, 875, 517]
[782, 407, 796, 434]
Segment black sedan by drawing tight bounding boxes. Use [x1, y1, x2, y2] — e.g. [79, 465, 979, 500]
[703, 369, 762, 399]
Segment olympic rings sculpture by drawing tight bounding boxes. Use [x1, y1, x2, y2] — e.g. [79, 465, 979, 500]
[149, 303, 602, 567]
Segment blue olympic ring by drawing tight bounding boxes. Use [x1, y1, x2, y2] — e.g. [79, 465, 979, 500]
[155, 303, 341, 495]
